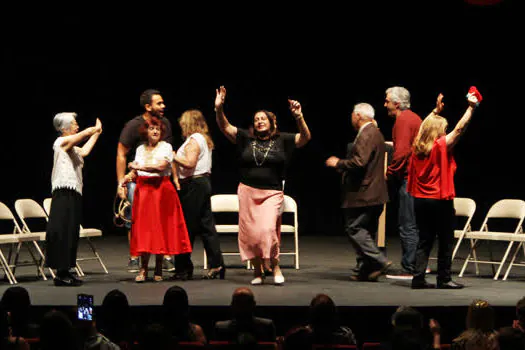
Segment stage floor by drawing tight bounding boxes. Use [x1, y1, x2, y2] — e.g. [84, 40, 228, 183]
[2, 233, 524, 308]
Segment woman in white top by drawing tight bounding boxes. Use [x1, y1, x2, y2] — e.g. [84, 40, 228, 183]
[173, 109, 225, 280]
[124, 116, 191, 282]
[45, 113, 101, 287]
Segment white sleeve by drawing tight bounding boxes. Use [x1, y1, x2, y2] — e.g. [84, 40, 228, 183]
[135, 144, 144, 163]
[158, 141, 173, 162]
[189, 133, 207, 153]
[53, 137, 64, 151]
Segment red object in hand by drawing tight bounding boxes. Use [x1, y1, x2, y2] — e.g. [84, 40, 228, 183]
[468, 86, 483, 103]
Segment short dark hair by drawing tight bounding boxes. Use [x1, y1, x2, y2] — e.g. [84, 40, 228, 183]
[138, 116, 166, 141]
[140, 89, 162, 109]
[309, 294, 337, 330]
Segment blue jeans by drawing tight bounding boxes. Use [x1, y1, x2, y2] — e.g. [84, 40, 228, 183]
[124, 182, 136, 230]
[398, 179, 418, 273]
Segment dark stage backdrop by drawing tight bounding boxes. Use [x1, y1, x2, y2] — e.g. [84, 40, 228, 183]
[2, 1, 519, 237]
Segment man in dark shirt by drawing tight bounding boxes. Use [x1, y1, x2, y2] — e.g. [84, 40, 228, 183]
[384, 86, 422, 280]
[116, 89, 175, 272]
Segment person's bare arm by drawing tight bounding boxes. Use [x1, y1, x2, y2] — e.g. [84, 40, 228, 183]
[116, 143, 130, 185]
[173, 138, 200, 169]
[78, 119, 102, 157]
[171, 163, 180, 190]
[60, 118, 101, 152]
[215, 86, 238, 143]
[129, 160, 170, 173]
[445, 93, 480, 150]
[289, 99, 311, 148]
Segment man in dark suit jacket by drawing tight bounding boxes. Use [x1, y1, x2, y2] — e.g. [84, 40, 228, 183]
[347, 137, 394, 273]
[214, 287, 276, 343]
[326, 103, 392, 281]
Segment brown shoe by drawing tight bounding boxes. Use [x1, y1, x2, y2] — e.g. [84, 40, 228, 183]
[368, 261, 393, 281]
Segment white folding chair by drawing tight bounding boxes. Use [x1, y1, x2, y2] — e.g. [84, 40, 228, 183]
[13, 199, 55, 279]
[204, 194, 300, 270]
[502, 234, 525, 280]
[280, 195, 300, 269]
[458, 199, 525, 280]
[43, 198, 108, 276]
[204, 194, 250, 269]
[0, 201, 45, 284]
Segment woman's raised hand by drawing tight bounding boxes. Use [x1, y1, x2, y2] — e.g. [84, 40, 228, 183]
[435, 93, 444, 114]
[215, 86, 227, 111]
[288, 99, 303, 119]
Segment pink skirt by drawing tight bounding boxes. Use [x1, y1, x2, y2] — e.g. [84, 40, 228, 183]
[237, 182, 283, 261]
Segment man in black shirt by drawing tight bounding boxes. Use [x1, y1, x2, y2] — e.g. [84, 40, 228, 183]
[116, 89, 176, 272]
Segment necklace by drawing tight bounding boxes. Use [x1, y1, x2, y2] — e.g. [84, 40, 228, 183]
[144, 142, 160, 164]
[251, 139, 274, 166]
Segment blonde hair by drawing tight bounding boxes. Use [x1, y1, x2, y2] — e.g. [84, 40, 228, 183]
[412, 114, 447, 157]
[178, 109, 214, 150]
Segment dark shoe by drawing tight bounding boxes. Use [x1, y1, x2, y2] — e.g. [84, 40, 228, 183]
[162, 257, 175, 272]
[368, 261, 393, 280]
[202, 266, 226, 280]
[411, 281, 436, 289]
[128, 257, 140, 273]
[350, 274, 377, 282]
[53, 276, 82, 287]
[172, 268, 194, 281]
[67, 272, 83, 284]
[437, 280, 464, 289]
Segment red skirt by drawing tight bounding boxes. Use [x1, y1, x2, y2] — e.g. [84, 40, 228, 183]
[130, 176, 192, 256]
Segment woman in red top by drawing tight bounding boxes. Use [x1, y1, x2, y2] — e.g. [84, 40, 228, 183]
[408, 89, 481, 289]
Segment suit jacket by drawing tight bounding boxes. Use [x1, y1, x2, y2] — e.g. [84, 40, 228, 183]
[214, 316, 276, 343]
[337, 123, 388, 208]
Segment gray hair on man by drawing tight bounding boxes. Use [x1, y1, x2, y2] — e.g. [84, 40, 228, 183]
[386, 86, 411, 110]
[353, 103, 375, 120]
[53, 112, 77, 132]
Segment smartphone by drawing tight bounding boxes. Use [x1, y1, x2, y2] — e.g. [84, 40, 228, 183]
[77, 294, 94, 321]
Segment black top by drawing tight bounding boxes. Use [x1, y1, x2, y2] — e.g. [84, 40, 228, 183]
[236, 128, 296, 191]
[118, 115, 173, 163]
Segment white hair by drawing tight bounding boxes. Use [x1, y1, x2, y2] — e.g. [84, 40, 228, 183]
[53, 112, 77, 132]
[386, 86, 411, 110]
[353, 103, 375, 119]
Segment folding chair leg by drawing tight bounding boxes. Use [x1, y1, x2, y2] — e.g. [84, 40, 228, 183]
[494, 242, 514, 280]
[503, 242, 523, 281]
[294, 234, 300, 270]
[451, 236, 464, 262]
[0, 250, 17, 284]
[488, 244, 496, 276]
[75, 264, 84, 277]
[24, 242, 47, 281]
[32, 241, 52, 280]
[459, 239, 480, 277]
[86, 238, 109, 274]
[471, 239, 480, 275]
[11, 242, 22, 276]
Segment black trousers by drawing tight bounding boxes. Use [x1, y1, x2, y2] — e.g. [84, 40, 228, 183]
[343, 204, 388, 277]
[413, 198, 455, 284]
[176, 176, 224, 269]
[45, 188, 81, 271]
